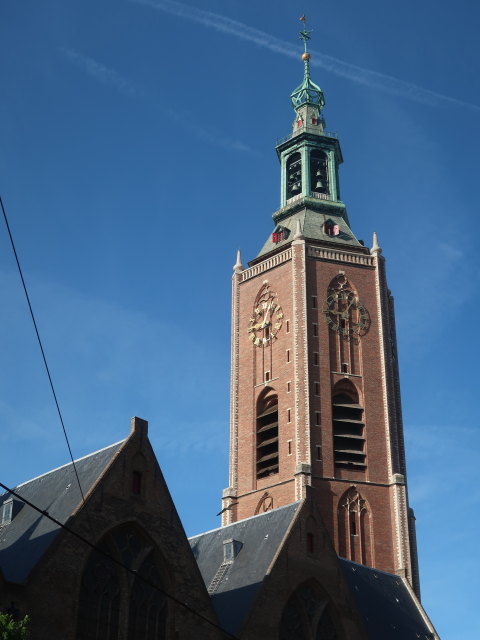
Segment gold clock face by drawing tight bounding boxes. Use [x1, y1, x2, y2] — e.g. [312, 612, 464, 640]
[323, 289, 369, 336]
[248, 293, 283, 347]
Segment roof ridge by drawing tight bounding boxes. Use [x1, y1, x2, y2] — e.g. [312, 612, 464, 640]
[340, 557, 405, 579]
[188, 501, 301, 541]
[7, 439, 126, 493]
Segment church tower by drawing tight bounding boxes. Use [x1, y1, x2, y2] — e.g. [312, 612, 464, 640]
[222, 23, 420, 596]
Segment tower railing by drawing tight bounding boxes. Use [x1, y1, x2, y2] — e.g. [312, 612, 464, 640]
[276, 130, 338, 145]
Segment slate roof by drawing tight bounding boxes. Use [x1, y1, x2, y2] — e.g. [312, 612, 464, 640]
[189, 502, 301, 637]
[340, 559, 437, 640]
[254, 202, 366, 262]
[190, 501, 437, 640]
[0, 440, 125, 584]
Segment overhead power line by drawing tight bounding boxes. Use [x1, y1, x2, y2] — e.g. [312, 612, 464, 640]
[0, 194, 89, 523]
[0, 480, 239, 640]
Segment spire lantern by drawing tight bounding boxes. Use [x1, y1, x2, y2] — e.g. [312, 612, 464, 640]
[290, 17, 325, 112]
[271, 17, 347, 215]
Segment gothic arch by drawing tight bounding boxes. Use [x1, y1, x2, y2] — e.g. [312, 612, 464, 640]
[279, 581, 340, 640]
[254, 491, 274, 514]
[337, 487, 373, 566]
[76, 522, 169, 640]
[332, 378, 361, 405]
[326, 273, 359, 298]
[254, 282, 270, 306]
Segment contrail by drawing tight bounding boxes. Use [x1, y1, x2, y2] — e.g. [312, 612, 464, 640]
[131, 0, 480, 113]
[62, 48, 140, 97]
[62, 48, 255, 153]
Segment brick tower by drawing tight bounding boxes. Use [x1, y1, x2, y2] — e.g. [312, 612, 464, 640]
[221, 24, 420, 596]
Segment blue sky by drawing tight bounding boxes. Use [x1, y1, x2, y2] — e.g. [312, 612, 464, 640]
[1, 1, 479, 637]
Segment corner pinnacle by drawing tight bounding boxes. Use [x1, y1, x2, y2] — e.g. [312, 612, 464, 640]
[371, 232, 382, 255]
[233, 249, 244, 273]
[293, 219, 304, 243]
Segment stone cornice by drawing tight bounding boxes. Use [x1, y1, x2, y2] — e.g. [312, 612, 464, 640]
[307, 245, 375, 267]
[241, 248, 293, 282]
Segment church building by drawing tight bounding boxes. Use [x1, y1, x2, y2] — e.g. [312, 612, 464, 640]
[0, 24, 439, 640]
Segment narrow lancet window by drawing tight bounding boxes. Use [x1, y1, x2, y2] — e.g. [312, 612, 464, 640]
[338, 487, 372, 566]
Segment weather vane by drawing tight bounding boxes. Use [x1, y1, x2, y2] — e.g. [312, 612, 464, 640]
[299, 14, 312, 53]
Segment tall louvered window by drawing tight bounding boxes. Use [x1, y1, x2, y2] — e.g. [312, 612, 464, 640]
[332, 387, 366, 469]
[256, 390, 279, 479]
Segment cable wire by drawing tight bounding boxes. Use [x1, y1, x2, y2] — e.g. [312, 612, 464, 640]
[0, 195, 239, 638]
[0, 194, 90, 523]
[0, 480, 240, 640]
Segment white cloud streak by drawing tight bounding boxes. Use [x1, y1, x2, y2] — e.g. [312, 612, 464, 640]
[131, 0, 480, 113]
[163, 107, 257, 154]
[62, 48, 142, 97]
[61, 48, 253, 153]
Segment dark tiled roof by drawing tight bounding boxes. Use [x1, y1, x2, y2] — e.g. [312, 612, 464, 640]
[340, 559, 436, 640]
[189, 503, 300, 637]
[255, 205, 364, 260]
[0, 441, 125, 584]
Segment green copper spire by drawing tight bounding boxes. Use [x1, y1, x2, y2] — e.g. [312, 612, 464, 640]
[290, 17, 325, 112]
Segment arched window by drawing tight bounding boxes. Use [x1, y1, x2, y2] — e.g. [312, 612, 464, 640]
[338, 487, 372, 566]
[279, 583, 339, 640]
[128, 553, 167, 640]
[310, 149, 329, 196]
[331, 381, 366, 469]
[77, 537, 121, 640]
[77, 524, 168, 640]
[286, 152, 302, 199]
[256, 388, 279, 479]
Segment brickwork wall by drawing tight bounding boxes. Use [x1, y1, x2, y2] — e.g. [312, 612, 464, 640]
[231, 256, 298, 521]
[227, 240, 417, 587]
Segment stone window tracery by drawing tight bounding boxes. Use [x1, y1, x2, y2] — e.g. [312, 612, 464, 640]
[279, 584, 338, 640]
[338, 487, 372, 566]
[77, 524, 168, 640]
